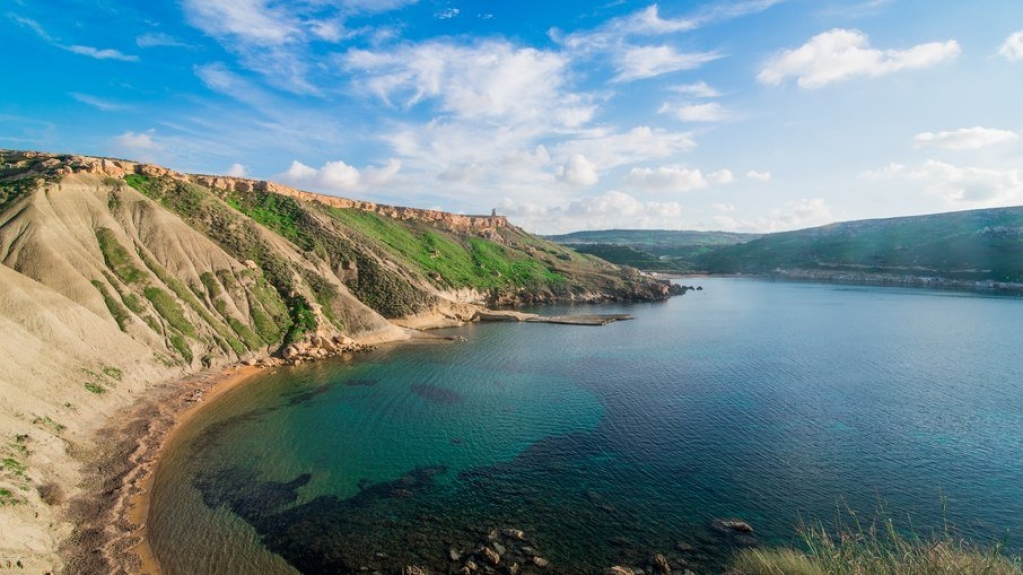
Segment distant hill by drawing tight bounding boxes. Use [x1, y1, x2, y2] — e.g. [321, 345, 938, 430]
[546, 229, 759, 272]
[697, 207, 1023, 285]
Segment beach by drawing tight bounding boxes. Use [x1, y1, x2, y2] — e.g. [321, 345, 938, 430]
[62, 364, 264, 575]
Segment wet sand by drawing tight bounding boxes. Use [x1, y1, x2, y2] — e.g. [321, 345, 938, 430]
[62, 364, 264, 575]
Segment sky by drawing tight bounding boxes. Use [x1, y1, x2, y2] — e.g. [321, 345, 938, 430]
[3, 0, 1022, 234]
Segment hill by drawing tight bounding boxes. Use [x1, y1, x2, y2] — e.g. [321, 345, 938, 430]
[0, 150, 681, 572]
[547, 229, 758, 272]
[697, 207, 1023, 287]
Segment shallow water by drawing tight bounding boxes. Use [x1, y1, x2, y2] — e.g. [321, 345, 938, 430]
[149, 279, 1023, 574]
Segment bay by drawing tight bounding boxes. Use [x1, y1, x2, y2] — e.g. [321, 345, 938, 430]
[148, 278, 1023, 574]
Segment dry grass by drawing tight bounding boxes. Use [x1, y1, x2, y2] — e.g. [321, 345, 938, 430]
[733, 507, 1022, 575]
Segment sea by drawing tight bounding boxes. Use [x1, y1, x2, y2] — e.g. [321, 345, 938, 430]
[147, 278, 1023, 574]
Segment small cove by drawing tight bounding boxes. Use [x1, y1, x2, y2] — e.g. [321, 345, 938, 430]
[148, 279, 1023, 574]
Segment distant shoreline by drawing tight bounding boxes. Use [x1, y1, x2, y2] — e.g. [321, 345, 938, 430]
[665, 271, 1023, 296]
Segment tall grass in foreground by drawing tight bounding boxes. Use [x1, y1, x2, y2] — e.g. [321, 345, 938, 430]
[732, 507, 1023, 575]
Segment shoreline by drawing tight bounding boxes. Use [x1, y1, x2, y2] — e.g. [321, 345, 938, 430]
[63, 363, 266, 575]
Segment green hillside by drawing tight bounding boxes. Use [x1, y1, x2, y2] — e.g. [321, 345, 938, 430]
[547, 229, 758, 272]
[697, 207, 1023, 283]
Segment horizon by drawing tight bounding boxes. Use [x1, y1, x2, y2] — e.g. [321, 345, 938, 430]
[3, 0, 1022, 234]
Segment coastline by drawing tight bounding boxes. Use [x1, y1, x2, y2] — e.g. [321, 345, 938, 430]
[63, 363, 266, 575]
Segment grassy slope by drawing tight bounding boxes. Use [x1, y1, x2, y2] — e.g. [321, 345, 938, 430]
[548, 229, 758, 272]
[697, 207, 1023, 282]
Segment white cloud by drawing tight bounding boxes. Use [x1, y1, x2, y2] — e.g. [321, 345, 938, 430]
[758, 28, 960, 88]
[70, 92, 126, 112]
[624, 165, 733, 192]
[1000, 31, 1023, 62]
[282, 158, 402, 193]
[668, 81, 721, 98]
[614, 45, 721, 82]
[746, 169, 772, 181]
[66, 45, 138, 61]
[182, 0, 300, 44]
[435, 8, 459, 19]
[557, 154, 600, 186]
[907, 160, 1023, 205]
[115, 130, 161, 151]
[12, 14, 138, 62]
[227, 163, 248, 177]
[713, 203, 736, 212]
[864, 160, 1023, 207]
[661, 102, 729, 122]
[498, 191, 686, 233]
[345, 40, 593, 127]
[914, 127, 1020, 151]
[708, 169, 735, 184]
[136, 32, 193, 49]
[555, 126, 697, 171]
[861, 162, 905, 179]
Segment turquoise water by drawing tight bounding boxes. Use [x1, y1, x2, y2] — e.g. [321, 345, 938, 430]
[149, 279, 1023, 574]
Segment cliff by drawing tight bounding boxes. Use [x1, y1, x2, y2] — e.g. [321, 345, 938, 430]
[0, 149, 682, 572]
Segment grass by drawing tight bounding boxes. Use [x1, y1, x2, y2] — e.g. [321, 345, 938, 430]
[0, 487, 23, 506]
[95, 228, 147, 284]
[102, 366, 123, 381]
[731, 506, 1023, 575]
[91, 280, 132, 331]
[144, 287, 196, 337]
[84, 382, 106, 394]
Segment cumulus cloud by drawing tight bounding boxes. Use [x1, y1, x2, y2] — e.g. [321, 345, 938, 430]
[557, 154, 600, 186]
[614, 45, 721, 82]
[115, 130, 161, 151]
[624, 165, 733, 192]
[435, 8, 459, 19]
[1000, 31, 1023, 62]
[227, 163, 248, 177]
[907, 160, 1023, 205]
[660, 102, 729, 122]
[345, 40, 594, 127]
[283, 158, 402, 192]
[914, 127, 1019, 150]
[758, 28, 960, 88]
[864, 160, 1023, 207]
[746, 169, 772, 181]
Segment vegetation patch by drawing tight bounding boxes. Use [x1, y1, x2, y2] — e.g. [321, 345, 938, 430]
[0, 177, 40, 215]
[95, 228, 147, 284]
[283, 295, 317, 345]
[143, 287, 196, 337]
[731, 508, 1023, 575]
[0, 487, 24, 507]
[169, 334, 193, 363]
[91, 280, 132, 331]
[84, 382, 106, 394]
[102, 366, 123, 381]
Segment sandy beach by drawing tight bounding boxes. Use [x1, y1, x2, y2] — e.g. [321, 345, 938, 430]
[62, 364, 265, 575]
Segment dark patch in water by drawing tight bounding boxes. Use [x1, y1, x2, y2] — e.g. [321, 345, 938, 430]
[343, 379, 376, 387]
[409, 383, 464, 404]
[284, 384, 332, 406]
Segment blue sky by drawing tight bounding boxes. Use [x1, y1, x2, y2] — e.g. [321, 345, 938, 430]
[3, 0, 1022, 233]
